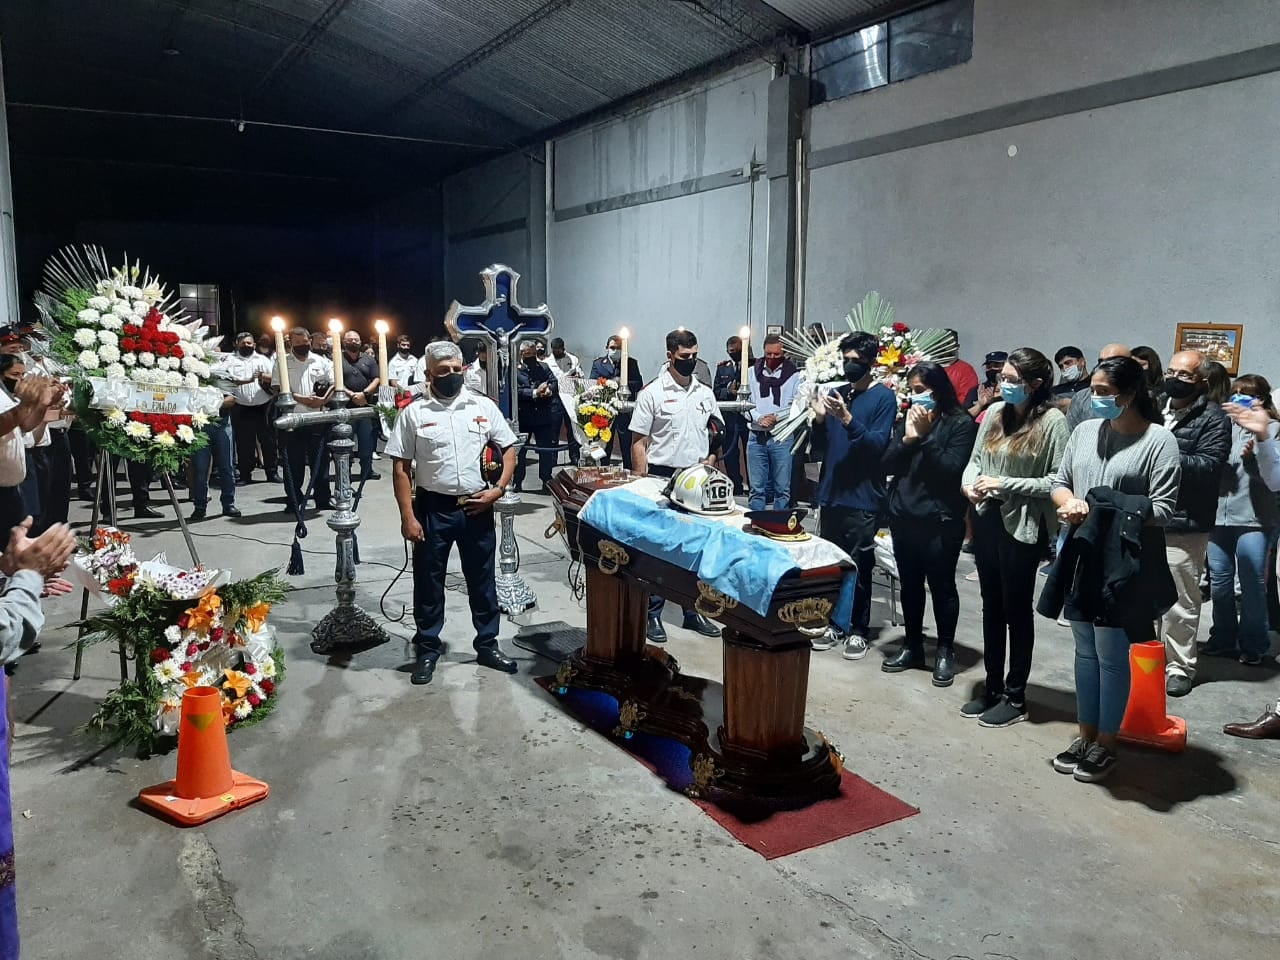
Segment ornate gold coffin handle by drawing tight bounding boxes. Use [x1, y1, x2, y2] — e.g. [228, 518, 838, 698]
[597, 540, 630, 576]
[778, 597, 834, 638]
[694, 581, 739, 619]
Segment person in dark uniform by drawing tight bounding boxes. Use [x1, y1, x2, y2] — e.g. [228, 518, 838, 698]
[589, 334, 642, 470]
[339, 330, 382, 481]
[514, 340, 560, 493]
[386, 340, 519, 686]
[713, 335, 751, 495]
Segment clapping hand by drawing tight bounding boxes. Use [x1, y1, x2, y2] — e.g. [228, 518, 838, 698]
[0, 519, 76, 580]
[975, 384, 996, 408]
[1057, 497, 1090, 525]
[1223, 401, 1272, 441]
[904, 404, 933, 440]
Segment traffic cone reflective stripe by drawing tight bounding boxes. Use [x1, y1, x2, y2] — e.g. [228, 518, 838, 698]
[139, 686, 269, 826]
[1119, 641, 1187, 752]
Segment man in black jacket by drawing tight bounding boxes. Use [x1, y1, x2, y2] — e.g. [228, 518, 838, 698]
[1159, 349, 1231, 698]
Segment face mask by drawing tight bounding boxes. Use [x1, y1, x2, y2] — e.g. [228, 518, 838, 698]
[432, 372, 464, 398]
[398, 346, 411, 356]
[238, 345, 254, 356]
[552, 351, 565, 360]
[1091, 396, 1124, 420]
[985, 369, 999, 386]
[1163, 377, 1197, 400]
[1060, 364, 1083, 382]
[1, 378, 18, 393]
[912, 391, 936, 412]
[843, 359, 870, 383]
[729, 351, 742, 364]
[1229, 392, 1258, 408]
[765, 356, 784, 370]
[1000, 383, 1027, 405]
[292, 345, 310, 358]
[523, 355, 540, 367]
[672, 357, 698, 377]
[608, 348, 621, 362]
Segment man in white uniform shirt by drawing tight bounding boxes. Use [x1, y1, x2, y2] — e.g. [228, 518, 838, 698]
[549, 337, 583, 464]
[221, 331, 278, 484]
[386, 340, 519, 686]
[270, 327, 334, 512]
[387, 334, 418, 390]
[630, 328, 724, 642]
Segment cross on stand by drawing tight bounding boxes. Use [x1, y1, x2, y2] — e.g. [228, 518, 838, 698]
[444, 264, 555, 614]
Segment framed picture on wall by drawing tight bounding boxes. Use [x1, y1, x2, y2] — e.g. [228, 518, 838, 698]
[765, 324, 783, 337]
[1173, 322, 1244, 375]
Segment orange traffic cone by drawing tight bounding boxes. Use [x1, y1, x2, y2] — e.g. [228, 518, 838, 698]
[138, 687, 269, 825]
[1119, 640, 1187, 752]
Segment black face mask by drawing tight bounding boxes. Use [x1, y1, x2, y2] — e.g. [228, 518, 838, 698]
[672, 357, 698, 377]
[397, 346, 411, 356]
[728, 351, 741, 364]
[1163, 377, 1198, 400]
[843, 358, 871, 383]
[2, 378, 18, 394]
[984, 369, 999, 386]
[432, 372, 464, 398]
[292, 345, 310, 358]
[237, 345, 254, 356]
[523, 356, 540, 368]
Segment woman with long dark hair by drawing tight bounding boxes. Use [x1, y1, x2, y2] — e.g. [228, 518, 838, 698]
[1131, 345, 1164, 404]
[881, 362, 978, 686]
[960, 347, 1069, 727]
[1203, 373, 1280, 665]
[1047, 357, 1180, 781]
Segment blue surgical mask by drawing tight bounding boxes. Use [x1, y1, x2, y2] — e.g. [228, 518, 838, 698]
[1091, 396, 1123, 420]
[1000, 383, 1027, 405]
[912, 392, 936, 411]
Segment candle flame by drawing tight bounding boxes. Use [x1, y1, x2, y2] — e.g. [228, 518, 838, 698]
[328, 317, 343, 334]
[739, 325, 751, 339]
[270, 316, 285, 331]
[619, 327, 630, 340]
[374, 319, 389, 335]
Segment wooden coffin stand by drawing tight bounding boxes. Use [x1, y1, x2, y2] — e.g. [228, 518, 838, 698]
[547, 467, 844, 813]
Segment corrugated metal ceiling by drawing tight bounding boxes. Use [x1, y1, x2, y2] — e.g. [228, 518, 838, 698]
[762, 0, 921, 35]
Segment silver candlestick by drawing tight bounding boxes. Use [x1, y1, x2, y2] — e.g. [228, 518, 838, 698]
[274, 389, 391, 654]
[495, 431, 537, 615]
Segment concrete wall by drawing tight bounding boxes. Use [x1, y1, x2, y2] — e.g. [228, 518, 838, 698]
[548, 64, 771, 379]
[805, 0, 1280, 373]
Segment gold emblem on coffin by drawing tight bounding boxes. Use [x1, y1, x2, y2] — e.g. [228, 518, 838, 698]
[596, 540, 630, 575]
[686, 753, 724, 799]
[612, 699, 647, 737]
[778, 597, 834, 638]
[694, 581, 739, 619]
[554, 661, 578, 692]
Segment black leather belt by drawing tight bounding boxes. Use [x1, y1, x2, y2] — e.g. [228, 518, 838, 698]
[416, 488, 481, 509]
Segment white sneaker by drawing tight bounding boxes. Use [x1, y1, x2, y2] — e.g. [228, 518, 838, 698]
[372, 451, 382, 460]
[811, 627, 841, 652]
[841, 634, 869, 661]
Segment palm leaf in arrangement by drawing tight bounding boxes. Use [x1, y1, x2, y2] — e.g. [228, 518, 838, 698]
[910, 328, 960, 366]
[845, 291, 894, 335]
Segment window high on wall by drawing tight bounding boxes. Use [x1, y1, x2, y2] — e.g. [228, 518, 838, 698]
[811, 0, 973, 105]
[178, 283, 220, 334]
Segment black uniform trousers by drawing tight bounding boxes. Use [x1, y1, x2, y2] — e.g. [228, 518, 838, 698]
[644, 464, 700, 623]
[230, 401, 278, 481]
[411, 489, 500, 658]
[283, 425, 331, 510]
[40, 428, 73, 530]
[515, 421, 559, 489]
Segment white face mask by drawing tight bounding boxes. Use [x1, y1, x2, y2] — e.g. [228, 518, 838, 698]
[1060, 364, 1083, 382]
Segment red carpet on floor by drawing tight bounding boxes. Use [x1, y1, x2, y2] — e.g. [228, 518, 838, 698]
[535, 676, 919, 859]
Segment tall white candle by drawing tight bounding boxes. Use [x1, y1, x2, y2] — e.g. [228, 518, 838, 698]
[739, 325, 751, 389]
[328, 317, 344, 394]
[374, 319, 389, 386]
[270, 316, 290, 395]
[619, 326, 630, 389]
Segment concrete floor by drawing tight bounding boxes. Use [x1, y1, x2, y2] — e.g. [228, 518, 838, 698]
[11, 473, 1280, 960]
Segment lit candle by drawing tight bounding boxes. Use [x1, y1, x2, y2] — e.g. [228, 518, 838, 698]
[374, 319, 389, 386]
[270, 316, 290, 394]
[739, 325, 751, 389]
[618, 327, 630, 389]
[328, 317, 344, 395]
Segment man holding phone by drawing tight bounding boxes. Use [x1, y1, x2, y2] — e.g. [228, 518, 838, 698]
[270, 326, 334, 512]
[387, 340, 519, 686]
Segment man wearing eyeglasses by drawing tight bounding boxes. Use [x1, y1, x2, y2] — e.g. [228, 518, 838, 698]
[1158, 349, 1231, 699]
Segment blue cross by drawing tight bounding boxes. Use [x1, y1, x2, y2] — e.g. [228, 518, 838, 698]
[444, 264, 554, 428]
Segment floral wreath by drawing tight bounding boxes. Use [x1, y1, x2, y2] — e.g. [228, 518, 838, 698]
[34, 246, 225, 473]
[73, 527, 288, 755]
[573, 378, 619, 461]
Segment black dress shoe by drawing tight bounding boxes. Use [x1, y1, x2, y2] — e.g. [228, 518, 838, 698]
[410, 655, 437, 685]
[932, 647, 956, 687]
[189, 507, 207, 521]
[682, 614, 721, 638]
[135, 506, 163, 519]
[314, 500, 334, 511]
[362, 471, 381, 481]
[881, 645, 927, 673]
[476, 648, 518, 674]
[222, 506, 242, 518]
[266, 473, 280, 484]
[646, 616, 667, 643]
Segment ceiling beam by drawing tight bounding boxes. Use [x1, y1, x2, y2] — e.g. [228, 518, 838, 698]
[246, 0, 355, 101]
[376, 0, 574, 121]
[678, 0, 808, 62]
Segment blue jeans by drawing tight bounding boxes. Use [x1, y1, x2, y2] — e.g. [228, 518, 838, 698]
[746, 432, 793, 512]
[1207, 526, 1277, 657]
[1070, 621, 1131, 736]
[191, 415, 235, 512]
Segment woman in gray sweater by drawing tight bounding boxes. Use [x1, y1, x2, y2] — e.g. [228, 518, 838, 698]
[1204, 374, 1280, 666]
[1049, 358, 1181, 782]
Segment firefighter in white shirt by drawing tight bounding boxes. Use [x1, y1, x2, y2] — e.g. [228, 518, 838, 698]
[630, 328, 724, 642]
[220, 331, 278, 484]
[386, 341, 519, 687]
[270, 327, 334, 512]
[387, 334, 419, 390]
